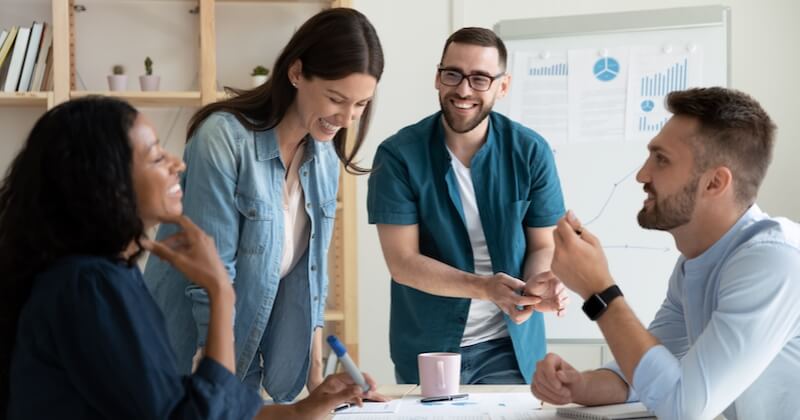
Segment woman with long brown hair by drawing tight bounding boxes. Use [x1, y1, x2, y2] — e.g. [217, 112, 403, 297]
[143, 7, 384, 402]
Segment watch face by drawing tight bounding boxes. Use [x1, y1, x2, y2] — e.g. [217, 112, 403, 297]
[582, 294, 607, 321]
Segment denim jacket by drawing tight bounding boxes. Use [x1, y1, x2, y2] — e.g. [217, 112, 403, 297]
[143, 112, 339, 402]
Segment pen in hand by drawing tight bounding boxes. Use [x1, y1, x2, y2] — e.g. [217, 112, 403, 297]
[327, 335, 371, 393]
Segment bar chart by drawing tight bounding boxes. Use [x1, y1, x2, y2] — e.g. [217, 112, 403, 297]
[639, 57, 688, 96]
[528, 63, 568, 76]
[638, 115, 668, 132]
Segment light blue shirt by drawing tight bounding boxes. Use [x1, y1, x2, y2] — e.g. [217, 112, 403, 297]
[607, 205, 800, 419]
[143, 112, 340, 402]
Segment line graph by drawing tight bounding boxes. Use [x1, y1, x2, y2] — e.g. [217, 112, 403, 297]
[583, 166, 639, 226]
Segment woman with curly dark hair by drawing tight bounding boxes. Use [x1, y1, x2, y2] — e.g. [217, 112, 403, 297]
[1, 96, 379, 419]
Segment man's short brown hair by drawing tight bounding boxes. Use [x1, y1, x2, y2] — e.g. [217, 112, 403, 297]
[667, 87, 776, 205]
[440, 27, 508, 71]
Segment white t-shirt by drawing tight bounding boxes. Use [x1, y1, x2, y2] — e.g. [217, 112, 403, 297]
[447, 148, 508, 347]
[279, 142, 310, 278]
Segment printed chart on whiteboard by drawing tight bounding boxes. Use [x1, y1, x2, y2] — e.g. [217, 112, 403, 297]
[507, 45, 703, 144]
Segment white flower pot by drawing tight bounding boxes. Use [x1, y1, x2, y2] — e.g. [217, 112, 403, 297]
[251, 75, 268, 87]
[139, 75, 161, 91]
[107, 75, 127, 91]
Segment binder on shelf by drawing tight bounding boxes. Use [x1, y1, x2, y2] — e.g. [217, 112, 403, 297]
[0, 26, 19, 85]
[41, 44, 54, 91]
[2, 25, 31, 92]
[18, 21, 44, 92]
[30, 23, 51, 91]
[0, 30, 8, 56]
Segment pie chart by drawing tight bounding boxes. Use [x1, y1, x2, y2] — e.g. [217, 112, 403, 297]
[593, 57, 620, 82]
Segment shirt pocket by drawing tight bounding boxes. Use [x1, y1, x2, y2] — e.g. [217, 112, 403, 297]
[318, 198, 338, 249]
[235, 193, 274, 255]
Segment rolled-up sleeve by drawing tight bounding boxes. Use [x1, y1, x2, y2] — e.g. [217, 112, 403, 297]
[367, 144, 418, 225]
[525, 140, 565, 227]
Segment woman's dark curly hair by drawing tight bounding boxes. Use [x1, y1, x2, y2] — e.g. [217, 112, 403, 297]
[0, 96, 144, 411]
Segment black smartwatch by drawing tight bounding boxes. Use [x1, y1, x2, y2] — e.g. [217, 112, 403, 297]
[582, 285, 623, 321]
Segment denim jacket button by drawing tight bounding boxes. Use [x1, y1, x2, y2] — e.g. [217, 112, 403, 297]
[306, 202, 311, 209]
[310, 265, 317, 271]
[303, 171, 308, 177]
[248, 210, 256, 218]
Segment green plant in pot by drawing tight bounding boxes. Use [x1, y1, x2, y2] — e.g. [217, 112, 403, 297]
[139, 56, 160, 91]
[107, 64, 127, 91]
[251, 65, 269, 87]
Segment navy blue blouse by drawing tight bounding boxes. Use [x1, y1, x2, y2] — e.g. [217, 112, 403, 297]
[7, 255, 262, 419]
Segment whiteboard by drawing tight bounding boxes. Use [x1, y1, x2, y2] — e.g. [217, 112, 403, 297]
[494, 6, 730, 339]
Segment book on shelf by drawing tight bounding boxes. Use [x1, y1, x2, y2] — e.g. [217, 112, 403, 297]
[2, 25, 31, 92]
[556, 402, 656, 420]
[0, 30, 8, 56]
[41, 43, 54, 92]
[18, 21, 44, 92]
[0, 26, 19, 85]
[30, 23, 51, 91]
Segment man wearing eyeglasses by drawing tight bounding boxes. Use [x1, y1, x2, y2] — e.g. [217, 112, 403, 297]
[367, 27, 568, 386]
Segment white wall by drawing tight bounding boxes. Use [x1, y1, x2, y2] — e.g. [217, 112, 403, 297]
[2, 0, 798, 386]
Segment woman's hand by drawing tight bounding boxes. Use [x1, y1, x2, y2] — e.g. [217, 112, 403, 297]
[293, 372, 387, 419]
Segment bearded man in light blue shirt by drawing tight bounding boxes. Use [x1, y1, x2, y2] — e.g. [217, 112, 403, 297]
[532, 87, 800, 420]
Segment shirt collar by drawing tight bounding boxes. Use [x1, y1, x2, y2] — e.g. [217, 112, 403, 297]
[683, 204, 765, 273]
[433, 111, 496, 168]
[255, 128, 317, 164]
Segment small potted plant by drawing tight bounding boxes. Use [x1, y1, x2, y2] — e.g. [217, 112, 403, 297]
[251, 65, 269, 87]
[139, 56, 160, 91]
[107, 65, 127, 91]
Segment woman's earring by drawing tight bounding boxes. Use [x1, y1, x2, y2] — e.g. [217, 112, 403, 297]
[291, 81, 298, 88]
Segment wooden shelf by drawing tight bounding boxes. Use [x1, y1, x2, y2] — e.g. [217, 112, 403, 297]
[215, 0, 328, 3]
[69, 91, 202, 107]
[3, 0, 359, 362]
[0, 92, 52, 107]
[324, 310, 345, 321]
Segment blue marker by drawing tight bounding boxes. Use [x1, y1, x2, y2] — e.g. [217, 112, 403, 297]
[327, 335, 370, 393]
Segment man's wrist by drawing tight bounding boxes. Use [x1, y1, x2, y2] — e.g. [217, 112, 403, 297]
[579, 274, 615, 300]
[468, 272, 492, 300]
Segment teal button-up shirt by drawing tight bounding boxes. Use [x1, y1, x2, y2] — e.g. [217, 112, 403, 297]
[367, 111, 565, 383]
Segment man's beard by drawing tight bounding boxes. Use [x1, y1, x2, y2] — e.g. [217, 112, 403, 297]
[637, 175, 700, 231]
[439, 94, 493, 134]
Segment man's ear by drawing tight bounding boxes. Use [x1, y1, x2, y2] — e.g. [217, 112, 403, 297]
[703, 166, 733, 198]
[497, 73, 511, 99]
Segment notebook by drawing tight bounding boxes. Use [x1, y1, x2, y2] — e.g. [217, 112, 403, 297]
[556, 402, 656, 419]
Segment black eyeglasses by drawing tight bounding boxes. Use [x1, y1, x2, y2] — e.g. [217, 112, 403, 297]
[437, 66, 505, 92]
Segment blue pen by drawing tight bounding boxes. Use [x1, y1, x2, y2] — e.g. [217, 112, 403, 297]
[327, 335, 370, 393]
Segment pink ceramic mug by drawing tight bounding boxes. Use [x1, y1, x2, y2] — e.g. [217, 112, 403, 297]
[418, 352, 461, 398]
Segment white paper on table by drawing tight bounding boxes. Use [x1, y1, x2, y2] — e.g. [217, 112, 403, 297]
[567, 47, 629, 144]
[507, 51, 569, 145]
[334, 393, 543, 419]
[625, 45, 704, 142]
